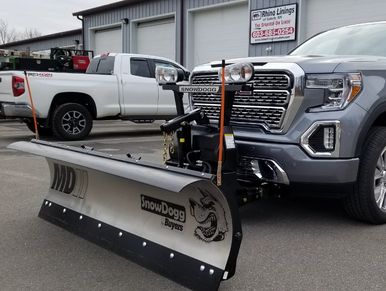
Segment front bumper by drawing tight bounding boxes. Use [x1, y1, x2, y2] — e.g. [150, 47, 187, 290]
[0, 103, 33, 118]
[237, 139, 359, 185]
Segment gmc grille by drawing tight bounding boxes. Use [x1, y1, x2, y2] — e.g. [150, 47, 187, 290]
[191, 72, 293, 130]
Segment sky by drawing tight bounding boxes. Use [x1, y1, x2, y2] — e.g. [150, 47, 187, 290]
[0, 0, 120, 35]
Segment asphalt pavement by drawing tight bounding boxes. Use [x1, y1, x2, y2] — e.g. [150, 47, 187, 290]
[1, 120, 386, 291]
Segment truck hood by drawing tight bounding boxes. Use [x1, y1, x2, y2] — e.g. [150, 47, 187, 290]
[192, 55, 386, 74]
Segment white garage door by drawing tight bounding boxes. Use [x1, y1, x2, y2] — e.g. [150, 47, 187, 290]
[190, 3, 249, 68]
[94, 27, 122, 55]
[306, 0, 386, 38]
[135, 18, 175, 60]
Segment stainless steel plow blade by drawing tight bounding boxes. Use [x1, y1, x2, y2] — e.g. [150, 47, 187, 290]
[8, 140, 242, 290]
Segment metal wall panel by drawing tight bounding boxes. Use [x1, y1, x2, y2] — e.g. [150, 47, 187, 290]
[82, 0, 306, 62]
[249, 0, 300, 57]
[306, 0, 386, 38]
[186, 0, 237, 9]
[186, 1, 249, 68]
[0, 33, 82, 52]
[83, 0, 178, 58]
[82, 0, 240, 63]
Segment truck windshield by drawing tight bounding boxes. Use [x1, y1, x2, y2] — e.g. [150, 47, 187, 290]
[290, 22, 386, 57]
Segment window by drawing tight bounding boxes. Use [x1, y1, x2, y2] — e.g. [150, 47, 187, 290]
[290, 23, 386, 57]
[130, 59, 151, 78]
[86, 56, 115, 75]
[96, 56, 115, 74]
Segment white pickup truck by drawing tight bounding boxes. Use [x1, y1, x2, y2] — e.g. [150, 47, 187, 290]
[0, 53, 189, 140]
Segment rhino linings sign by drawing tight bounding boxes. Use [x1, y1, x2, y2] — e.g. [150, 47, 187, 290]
[250, 4, 297, 44]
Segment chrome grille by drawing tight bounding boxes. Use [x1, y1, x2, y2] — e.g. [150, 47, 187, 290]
[190, 75, 219, 85]
[196, 104, 285, 129]
[192, 90, 289, 106]
[191, 71, 293, 130]
[253, 74, 291, 89]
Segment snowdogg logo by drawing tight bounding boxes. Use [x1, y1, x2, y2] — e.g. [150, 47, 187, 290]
[50, 163, 88, 198]
[141, 195, 185, 232]
[189, 189, 228, 242]
[179, 85, 219, 93]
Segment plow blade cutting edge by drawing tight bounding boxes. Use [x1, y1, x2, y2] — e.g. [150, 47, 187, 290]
[8, 140, 242, 290]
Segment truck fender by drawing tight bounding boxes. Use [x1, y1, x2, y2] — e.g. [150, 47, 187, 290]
[49, 92, 97, 120]
[355, 102, 386, 156]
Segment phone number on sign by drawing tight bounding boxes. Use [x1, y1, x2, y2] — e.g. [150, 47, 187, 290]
[252, 27, 295, 38]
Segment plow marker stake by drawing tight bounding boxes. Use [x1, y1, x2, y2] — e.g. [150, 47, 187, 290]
[8, 140, 242, 290]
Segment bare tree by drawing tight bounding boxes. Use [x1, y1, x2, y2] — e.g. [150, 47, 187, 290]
[20, 28, 42, 40]
[0, 19, 17, 44]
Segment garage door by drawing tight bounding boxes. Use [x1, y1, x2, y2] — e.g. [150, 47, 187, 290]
[135, 18, 175, 60]
[306, 0, 386, 38]
[190, 3, 249, 68]
[94, 27, 122, 55]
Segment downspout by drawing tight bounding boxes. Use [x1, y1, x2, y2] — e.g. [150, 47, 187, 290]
[180, 0, 184, 65]
[76, 15, 85, 49]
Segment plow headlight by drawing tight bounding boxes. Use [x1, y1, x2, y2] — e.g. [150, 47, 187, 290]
[219, 63, 254, 83]
[156, 66, 179, 84]
[306, 73, 362, 112]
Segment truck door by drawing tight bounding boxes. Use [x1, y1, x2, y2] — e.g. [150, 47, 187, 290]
[121, 57, 158, 116]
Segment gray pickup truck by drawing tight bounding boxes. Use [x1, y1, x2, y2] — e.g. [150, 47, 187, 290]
[190, 21, 386, 224]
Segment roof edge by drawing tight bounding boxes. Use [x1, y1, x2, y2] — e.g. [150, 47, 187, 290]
[73, 0, 145, 16]
[0, 29, 82, 48]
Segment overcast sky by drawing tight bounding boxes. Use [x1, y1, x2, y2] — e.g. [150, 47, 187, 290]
[0, 0, 120, 35]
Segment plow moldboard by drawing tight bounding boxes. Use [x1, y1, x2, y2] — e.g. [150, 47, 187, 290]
[8, 140, 242, 290]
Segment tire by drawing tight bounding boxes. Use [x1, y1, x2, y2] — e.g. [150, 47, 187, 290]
[343, 127, 386, 224]
[51, 103, 93, 141]
[25, 119, 53, 137]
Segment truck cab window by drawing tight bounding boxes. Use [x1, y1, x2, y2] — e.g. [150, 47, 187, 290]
[86, 56, 115, 74]
[130, 59, 151, 78]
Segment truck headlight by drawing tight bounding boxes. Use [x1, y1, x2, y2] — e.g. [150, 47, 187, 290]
[155, 66, 178, 84]
[218, 63, 254, 83]
[306, 73, 362, 112]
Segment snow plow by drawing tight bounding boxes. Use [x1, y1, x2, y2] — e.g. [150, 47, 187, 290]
[8, 61, 259, 290]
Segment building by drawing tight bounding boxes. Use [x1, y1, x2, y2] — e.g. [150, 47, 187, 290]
[73, 0, 386, 69]
[0, 29, 82, 53]
[2, 0, 384, 68]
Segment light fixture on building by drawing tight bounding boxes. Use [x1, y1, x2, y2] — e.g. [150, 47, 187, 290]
[121, 18, 129, 24]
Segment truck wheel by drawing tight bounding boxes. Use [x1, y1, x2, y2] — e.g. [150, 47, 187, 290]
[25, 119, 53, 137]
[51, 103, 92, 140]
[344, 127, 386, 224]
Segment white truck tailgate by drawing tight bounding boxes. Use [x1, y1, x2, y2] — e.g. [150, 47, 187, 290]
[0, 72, 19, 103]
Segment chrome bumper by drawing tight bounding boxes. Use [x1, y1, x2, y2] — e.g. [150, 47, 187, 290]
[0, 103, 33, 118]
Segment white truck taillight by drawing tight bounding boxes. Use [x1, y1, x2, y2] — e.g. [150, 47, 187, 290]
[12, 76, 25, 97]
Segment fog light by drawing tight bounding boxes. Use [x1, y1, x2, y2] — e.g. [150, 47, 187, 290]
[300, 121, 341, 158]
[323, 127, 335, 150]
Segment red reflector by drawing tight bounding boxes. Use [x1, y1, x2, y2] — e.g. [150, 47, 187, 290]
[12, 76, 25, 97]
